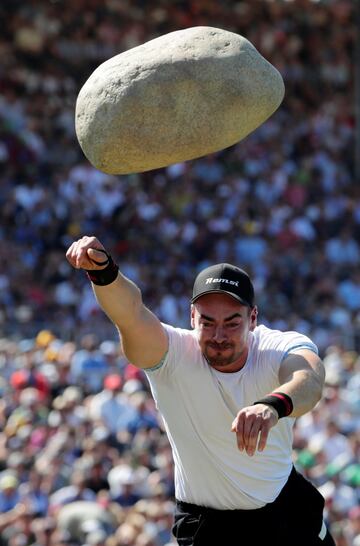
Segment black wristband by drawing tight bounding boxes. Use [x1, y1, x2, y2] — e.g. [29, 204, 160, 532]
[253, 392, 293, 418]
[85, 251, 119, 286]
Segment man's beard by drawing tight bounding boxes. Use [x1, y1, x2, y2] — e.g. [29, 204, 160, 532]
[204, 342, 236, 367]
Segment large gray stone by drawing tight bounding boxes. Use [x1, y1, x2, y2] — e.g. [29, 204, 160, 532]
[75, 26, 285, 174]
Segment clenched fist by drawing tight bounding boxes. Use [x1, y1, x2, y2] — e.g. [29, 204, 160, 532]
[231, 404, 278, 456]
[66, 236, 109, 270]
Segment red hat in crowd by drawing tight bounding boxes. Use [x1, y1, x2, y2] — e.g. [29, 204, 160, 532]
[103, 374, 122, 390]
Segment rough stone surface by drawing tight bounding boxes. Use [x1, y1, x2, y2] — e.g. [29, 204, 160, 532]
[75, 26, 285, 174]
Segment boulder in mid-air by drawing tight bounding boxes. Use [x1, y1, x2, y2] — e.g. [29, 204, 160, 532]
[75, 26, 285, 174]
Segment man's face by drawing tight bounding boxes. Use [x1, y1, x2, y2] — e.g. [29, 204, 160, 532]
[191, 293, 257, 372]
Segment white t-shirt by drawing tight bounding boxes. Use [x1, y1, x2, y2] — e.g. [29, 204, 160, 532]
[145, 324, 317, 510]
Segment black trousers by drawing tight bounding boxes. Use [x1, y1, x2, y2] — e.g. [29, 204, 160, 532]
[172, 467, 336, 546]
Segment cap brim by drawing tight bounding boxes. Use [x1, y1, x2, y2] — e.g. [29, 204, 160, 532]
[191, 289, 251, 306]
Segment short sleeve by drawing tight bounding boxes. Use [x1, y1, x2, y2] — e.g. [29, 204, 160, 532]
[253, 326, 318, 390]
[144, 323, 198, 379]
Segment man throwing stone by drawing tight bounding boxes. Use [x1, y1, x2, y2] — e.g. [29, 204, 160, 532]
[66, 236, 335, 546]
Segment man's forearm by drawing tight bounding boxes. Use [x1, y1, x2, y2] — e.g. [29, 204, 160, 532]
[275, 369, 323, 417]
[92, 271, 143, 330]
[277, 351, 325, 418]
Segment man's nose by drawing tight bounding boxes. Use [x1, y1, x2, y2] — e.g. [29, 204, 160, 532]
[213, 326, 226, 342]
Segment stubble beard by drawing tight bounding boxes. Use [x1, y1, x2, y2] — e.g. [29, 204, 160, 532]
[204, 342, 237, 367]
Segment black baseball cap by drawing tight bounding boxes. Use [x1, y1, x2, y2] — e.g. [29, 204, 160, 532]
[191, 263, 255, 307]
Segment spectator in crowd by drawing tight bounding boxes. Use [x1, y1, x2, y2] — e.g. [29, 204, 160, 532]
[0, 475, 21, 513]
[89, 374, 138, 441]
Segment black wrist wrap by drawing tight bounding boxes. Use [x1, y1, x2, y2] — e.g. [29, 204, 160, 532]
[253, 392, 293, 418]
[86, 252, 119, 286]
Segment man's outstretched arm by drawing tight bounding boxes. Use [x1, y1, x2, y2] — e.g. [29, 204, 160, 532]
[66, 236, 168, 368]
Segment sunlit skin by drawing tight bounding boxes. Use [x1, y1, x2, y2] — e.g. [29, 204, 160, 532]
[191, 293, 258, 373]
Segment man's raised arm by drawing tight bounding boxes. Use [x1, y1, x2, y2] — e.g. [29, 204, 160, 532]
[66, 236, 168, 368]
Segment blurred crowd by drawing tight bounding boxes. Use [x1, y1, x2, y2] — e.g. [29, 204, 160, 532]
[0, 0, 358, 544]
[0, 329, 176, 546]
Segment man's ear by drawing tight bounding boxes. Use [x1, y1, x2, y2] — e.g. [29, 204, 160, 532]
[190, 304, 196, 328]
[250, 306, 258, 331]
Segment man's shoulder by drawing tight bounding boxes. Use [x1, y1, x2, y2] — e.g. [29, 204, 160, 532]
[252, 324, 317, 354]
[162, 323, 198, 343]
[162, 322, 193, 332]
[144, 323, 200, 375]
[253, 324, 282, 341]
[254, 324, 305, 339]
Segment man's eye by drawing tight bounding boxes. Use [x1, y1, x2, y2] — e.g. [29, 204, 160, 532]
[202, 322, 213, 328]
[227, 323, 239, 328]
